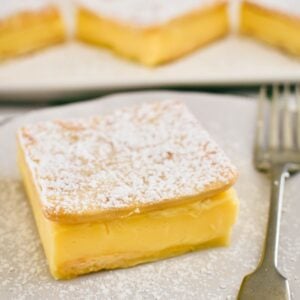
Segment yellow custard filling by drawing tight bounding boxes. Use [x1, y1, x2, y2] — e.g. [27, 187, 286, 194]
[240, 1, 300, 56]
[0, 7, 65, 60]
[19, 146, 238, 279]
[76, 3, 229, 66]
[17, 101, 239, 280]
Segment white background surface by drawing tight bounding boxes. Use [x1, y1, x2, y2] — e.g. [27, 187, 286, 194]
[0, 91, 299, 299]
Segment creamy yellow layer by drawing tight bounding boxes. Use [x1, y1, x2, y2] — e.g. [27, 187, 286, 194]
[76, 3, 229, 66]
[240, 2, 300, 56]
[19, 146, 238, 280]
[0, 8, 65, 60]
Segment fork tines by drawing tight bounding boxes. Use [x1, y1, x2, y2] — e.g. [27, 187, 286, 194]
[254, 84, 300, 170]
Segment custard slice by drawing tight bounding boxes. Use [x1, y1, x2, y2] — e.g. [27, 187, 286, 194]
[0, 0, 66, 60]
[17, 100, 238, 279]
[240, 0, 300, 56]
[75, 0, 229, 66]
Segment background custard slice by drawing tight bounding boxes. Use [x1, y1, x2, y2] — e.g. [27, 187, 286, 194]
[239, 0, 300, 56]
[17, 100, 238, 279]
[75, 0, 229, 66]
[0, 0, 66, 61]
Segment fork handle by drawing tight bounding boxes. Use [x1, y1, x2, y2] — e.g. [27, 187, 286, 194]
[237, 163, 291, 299]
[261, 164, 287, 268]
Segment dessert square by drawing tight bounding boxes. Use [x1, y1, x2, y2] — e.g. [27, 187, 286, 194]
[0, 0, 66, 60]
[18, 100, 238, 279]
[240, 0, 300, 56]
[75, 0, 229, 66]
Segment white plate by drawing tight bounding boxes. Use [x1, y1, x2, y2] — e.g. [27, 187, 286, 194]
[0, 91, 299, 299]
[0, 35, 300, 101]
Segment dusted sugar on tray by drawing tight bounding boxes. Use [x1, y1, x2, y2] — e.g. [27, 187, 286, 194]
[240, 0, 300, 56]
[75, 0, 230, 66]
[17, 100, 239, 279]
[0, 0, 66, 60]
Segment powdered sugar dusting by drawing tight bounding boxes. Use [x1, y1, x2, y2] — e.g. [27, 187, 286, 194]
[76, 0, 223, 27]
[247, 0, 300, 18]
[19, 100, 237, 220]
[0, 0, 55, 20]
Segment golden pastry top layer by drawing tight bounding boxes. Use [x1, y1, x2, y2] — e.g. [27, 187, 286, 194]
[245, 0, 300, 17]
[18, 100, 238, 224]
[75, 0, 226, 27]
[0, 0, 54, 20]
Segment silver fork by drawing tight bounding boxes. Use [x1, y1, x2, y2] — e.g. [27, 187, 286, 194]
[238, 85, 300, 300]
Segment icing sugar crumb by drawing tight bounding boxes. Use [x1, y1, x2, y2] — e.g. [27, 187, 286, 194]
[19, 100, 237, 219]
[76, 0, 222, 27]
